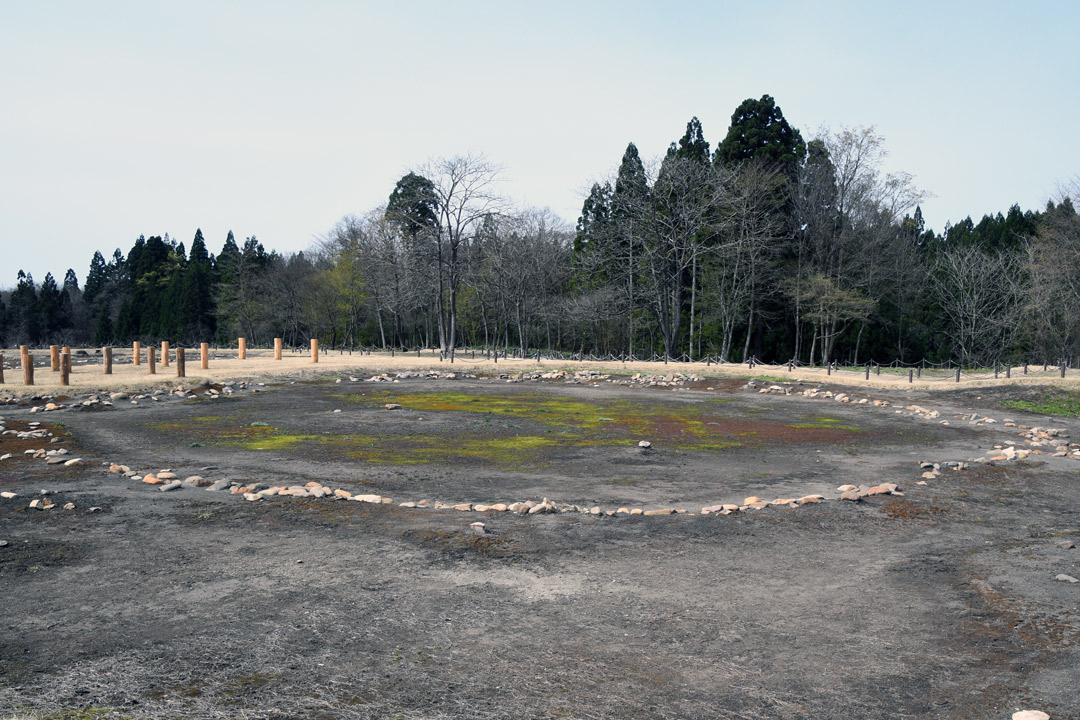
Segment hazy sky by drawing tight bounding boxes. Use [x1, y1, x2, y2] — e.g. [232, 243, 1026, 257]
[2, 1, 1078, 285]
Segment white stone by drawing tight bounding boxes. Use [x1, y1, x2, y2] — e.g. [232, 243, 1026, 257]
[1012, 712, 1051, 720]
[352, 494, 384, 504]
[1054, 574, 1078, 583]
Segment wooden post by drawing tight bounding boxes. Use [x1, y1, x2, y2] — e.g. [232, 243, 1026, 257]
[133, 341, 141, 366]
[311, 338, 319, 362]
[50, 345, 60, 372]
[1006, 365, 1011, 379]
[238, 337, 246, 360]
[23, 352, 34, 386]
[148, 346, 156, 374]
[200, 343, 209, 370]
[60, 352, 70, 386]
[1023, 363, 1028, 375]
[177, 347, 186, 378]
[20, 346, 29, 370]
[0, 354, 4, 384]
[908, 368, 913, 384]
[994, 363, 999, 379]
[104, 347, 113, 375]
[274, 337, 282, 360]
[827, 363, 831, 376]
[162, 341, 170, 367]
[956, 366, 961, 383]
[865, 365, 870, 380]
[788, 361, 793, 372]
[62, 345, 70, 357]
[917, 366, 921, 379]
[876, 363, 881, 376]
[1061, 362, 1067, 379]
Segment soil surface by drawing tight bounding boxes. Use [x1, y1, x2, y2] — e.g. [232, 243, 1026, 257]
[2, 373, 1079, 719]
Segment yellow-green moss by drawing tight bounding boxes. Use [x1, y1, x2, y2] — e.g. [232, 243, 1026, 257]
[789, 415, 863, 431]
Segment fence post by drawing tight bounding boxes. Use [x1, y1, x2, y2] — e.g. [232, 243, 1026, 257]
[200, 343, 209, 370]
[994, 363, 999, 379]
[148, 346, 156, 375]
[1061, 361, 1067, 379]
[274, 338, 282, 360]
[50, 345, 60, 372]
[22, 352, 33, 386]
[60, 351, 70, 386]
[1023, 362, 1028, 375]
[311, 339, 319, 363]
[133, 341, 141, 366]
[876, 363, 881, 376]
[1006, 364, 1011, 379]
[956, 367, 961, 383]
[238, 337, 246, 360]
[162, 341, 170, 367]
[827, 363, 831, 376]
[0, 354, 4, 384]
[104, 347, 112, 375]
[908, 368, 913, 384]
[917, 366, 921, 379]
[177, 348, 186, 378]
[865, 364, 870, 380]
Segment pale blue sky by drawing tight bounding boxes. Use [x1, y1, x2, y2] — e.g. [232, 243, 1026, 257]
[2, 1, 1077, 284]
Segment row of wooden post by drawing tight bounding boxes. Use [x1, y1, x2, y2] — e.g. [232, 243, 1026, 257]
[1, 339, 319, 386]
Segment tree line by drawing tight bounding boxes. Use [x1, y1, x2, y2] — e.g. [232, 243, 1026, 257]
[1, 94, 1078, 367]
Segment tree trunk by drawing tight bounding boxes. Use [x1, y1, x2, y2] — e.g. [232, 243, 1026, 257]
[742, 299, 755, 363]
[853, 319, 866, 366]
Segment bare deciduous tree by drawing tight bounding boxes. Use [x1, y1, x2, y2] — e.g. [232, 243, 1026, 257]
[416, 154, 506, 359]
[932, 243, 1025, 365]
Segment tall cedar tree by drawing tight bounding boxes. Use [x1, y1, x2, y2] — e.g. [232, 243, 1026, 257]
[9, 271, 41, 344]
[715, 95, 805, 180]
[37, 272, 65, 340]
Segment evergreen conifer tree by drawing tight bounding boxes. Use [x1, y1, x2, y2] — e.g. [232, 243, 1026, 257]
[715, 95, 805, 178]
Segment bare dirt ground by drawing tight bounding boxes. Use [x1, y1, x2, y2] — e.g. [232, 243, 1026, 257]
[1, 358, 1079, 719]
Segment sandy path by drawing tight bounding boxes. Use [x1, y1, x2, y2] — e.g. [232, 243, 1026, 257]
[3, 346, 1079, 396]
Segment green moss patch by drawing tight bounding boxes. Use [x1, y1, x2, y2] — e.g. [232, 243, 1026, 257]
[789, 415, 863, 432]
[145, 389, 867, 469]
[1003, 389, 1080, 418]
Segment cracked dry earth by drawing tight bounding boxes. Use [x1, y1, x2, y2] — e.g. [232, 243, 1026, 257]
[1, 375, 1079, 719]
